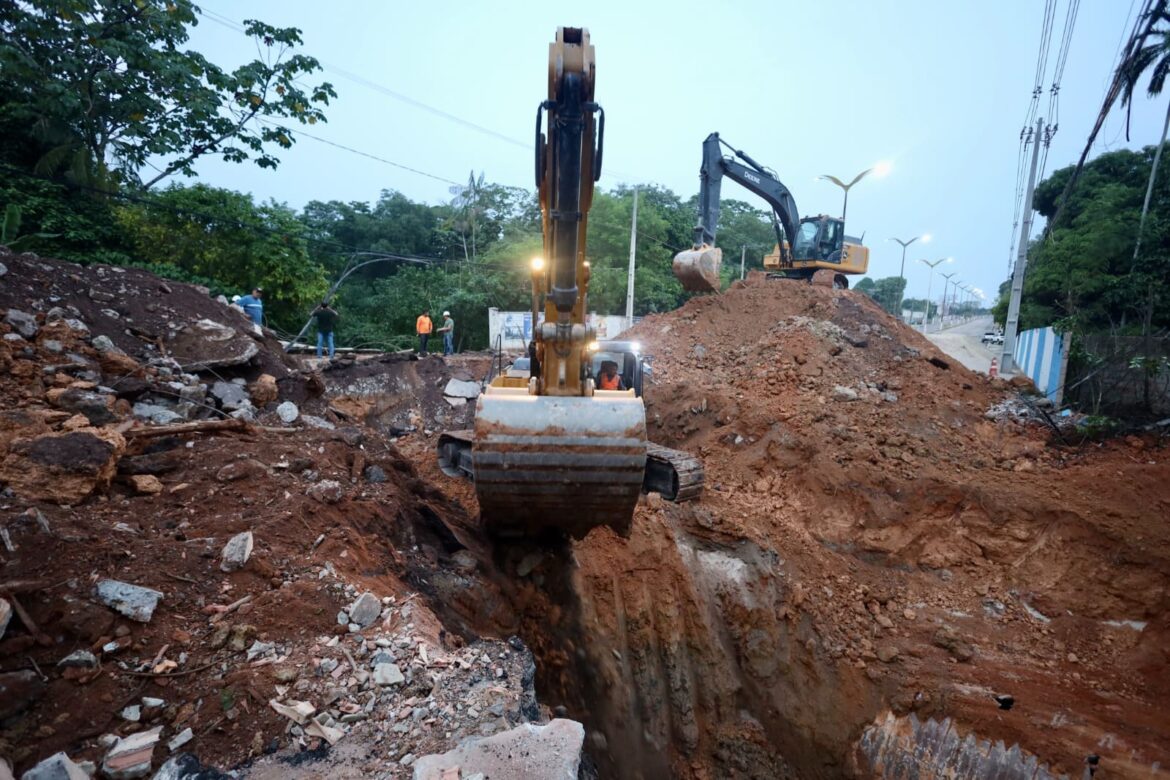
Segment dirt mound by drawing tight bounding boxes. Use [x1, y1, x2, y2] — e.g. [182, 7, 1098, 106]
[408, 274, 1170, 778]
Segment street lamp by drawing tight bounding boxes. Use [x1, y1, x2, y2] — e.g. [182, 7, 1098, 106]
[819, 161, 890, 222]
[889, 233, 931, 317]
[939, 272, 958, 325]
[918, 258, 945, 332]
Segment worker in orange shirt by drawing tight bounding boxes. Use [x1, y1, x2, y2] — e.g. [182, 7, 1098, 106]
[597, 360, 625, 390]
[415, 309, 433, 356]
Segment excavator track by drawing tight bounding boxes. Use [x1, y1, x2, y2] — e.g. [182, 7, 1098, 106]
[645, 442, 704, 502]
[438, 431, 704, 518]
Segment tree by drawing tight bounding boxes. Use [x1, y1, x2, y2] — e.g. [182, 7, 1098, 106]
[0, 0, 335, 189]
[114, 183, 328, 328]
[1120, 4, 1170, 267]
[1025, 148, 1168, 334]
[856, 276, 905, 315]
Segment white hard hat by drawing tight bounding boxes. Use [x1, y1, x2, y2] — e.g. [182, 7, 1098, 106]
[443, 311, 450, 316]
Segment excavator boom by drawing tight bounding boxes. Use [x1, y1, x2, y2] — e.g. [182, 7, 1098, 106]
[467, 28, 646, 540]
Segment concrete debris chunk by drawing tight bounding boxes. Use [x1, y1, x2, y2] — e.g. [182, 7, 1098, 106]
[304, 720, 344, 746]
[210, 381, 250, 411]
[269, 699, 316, 725]
[219, 530, 254, 572]
[0, 597, 11, 641]
[411, 719, 585, 780]
[5, 309, 38, 338]
[373, 663, 405, 686]
[347, 592, 381, 627]
[131, 402, 184, 425]
[102, 726, 162, 779]
[363, 465, 387, 483]
[276, 401, 299, 423]
[56, 650, 98, 669]
[18, 751, 89, 780]
[166, 728, 194, 753]
[443, 378, 481, 399]
[94, 579, 163, 622]
[51, 388, 118, 425]
[90, 335, 122, 354]
[301, 414, 335, 430]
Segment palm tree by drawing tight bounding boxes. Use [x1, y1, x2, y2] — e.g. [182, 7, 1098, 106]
[1120, 3, 1170, 265]
[448, 170, 486, 262]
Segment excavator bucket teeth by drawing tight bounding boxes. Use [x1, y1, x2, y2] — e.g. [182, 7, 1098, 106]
[672, 245, 722, 292]
[472, 390, 647, 540]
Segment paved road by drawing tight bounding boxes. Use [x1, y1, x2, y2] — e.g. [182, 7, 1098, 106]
[926, 316, 996, 373]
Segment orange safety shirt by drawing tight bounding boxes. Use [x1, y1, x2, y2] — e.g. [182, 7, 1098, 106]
[598, 372, 621, 390]
[416, 315, 432, 335]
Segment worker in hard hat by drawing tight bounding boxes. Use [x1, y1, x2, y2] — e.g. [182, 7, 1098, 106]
[436, 310, 456, 356]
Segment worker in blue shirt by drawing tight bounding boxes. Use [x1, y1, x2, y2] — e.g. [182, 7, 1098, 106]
[236, 287, 264, 325]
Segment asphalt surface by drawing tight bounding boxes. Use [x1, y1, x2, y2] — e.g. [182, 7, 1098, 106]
[925, 316, 996, 373]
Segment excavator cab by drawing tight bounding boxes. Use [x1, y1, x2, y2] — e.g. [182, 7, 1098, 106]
[763, 215, 868, 288]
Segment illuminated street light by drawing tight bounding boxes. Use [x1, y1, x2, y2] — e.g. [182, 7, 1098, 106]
[819, 162, 887, 222]
[889, 234, 933, 316]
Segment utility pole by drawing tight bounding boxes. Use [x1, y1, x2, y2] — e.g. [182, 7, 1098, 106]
[739, 245, 746, 280]
[1002, 118, 1043, 373]
[624, 188, 638, 326]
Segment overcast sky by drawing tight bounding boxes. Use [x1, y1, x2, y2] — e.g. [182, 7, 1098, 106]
[186, 1, 1164, 304]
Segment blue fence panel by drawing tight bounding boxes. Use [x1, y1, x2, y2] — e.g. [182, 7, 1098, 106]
[1013, 326, 1066, 402]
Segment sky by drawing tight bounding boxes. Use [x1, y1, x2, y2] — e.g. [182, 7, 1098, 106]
[184, 0, 1166, 306]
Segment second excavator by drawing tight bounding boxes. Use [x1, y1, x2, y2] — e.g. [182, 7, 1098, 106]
[672, 133, 870, 292]
[436, 28, 702, 541]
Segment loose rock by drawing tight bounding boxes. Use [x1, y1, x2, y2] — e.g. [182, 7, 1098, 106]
[276, 401, 299, 423]
[94, 579, 163, 622]
[19, 751, 88, 780]
[411, 719, 585, 780]
[348, 592, 381, 627]
[102, 725, 162, 779]
[220, 531, 254, 572]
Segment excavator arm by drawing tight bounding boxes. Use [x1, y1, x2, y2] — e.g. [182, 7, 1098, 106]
[674, 132, 802, 292]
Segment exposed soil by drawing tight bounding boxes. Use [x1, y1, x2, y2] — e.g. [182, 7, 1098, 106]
[2, 251, 1168, 779]
[407, 273, 1170, 778]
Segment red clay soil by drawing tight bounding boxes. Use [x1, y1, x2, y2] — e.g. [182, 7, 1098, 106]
[408, 273, 1170, 779]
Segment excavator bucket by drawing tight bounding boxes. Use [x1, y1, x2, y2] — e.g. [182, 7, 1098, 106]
[672, 245, 722, 292]
[472, 388, 647, 540]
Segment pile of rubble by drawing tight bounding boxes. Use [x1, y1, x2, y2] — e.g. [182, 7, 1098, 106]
[0, 249, 580, 779]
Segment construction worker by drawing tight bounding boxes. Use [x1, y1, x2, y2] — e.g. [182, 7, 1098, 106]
[415, 309, 433, 356]
[597, 360, 624, 390]
[236, 287, 264, 325]
[436, 310, 455, 356]
[313, 302, 339, 359]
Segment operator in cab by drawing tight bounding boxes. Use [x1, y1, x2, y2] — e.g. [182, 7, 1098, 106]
[597, 360, 625, 391]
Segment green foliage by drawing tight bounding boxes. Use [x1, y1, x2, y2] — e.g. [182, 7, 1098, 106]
[1024, 147, 1169, 333]
[114, 183, 328, 329]
[858, 276, 906, 314]
[0, 0, 335, 188]
[0, 172, 132, 264]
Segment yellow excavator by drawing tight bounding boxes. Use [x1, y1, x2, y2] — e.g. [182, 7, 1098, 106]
[436, 28, 702, 540]
[672, 133, 870, 292]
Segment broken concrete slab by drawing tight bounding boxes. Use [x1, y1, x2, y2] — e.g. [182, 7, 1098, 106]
[94, 579, 163, 622]
[0, 427, 125, 503]
[170, 319, 259, 371]
[443, 378, 481, 399]
[166, 728, 194, 753]
[220, 531, 254, 572]
[307, 479, 343, 504]
[347, 592, 381, 627]
[269, 699, 315, 725]
[102, 725, 162, 779]
[411, 719, 585, 780]
[19, 751, 89, 780]
[444, 396, 467, 408]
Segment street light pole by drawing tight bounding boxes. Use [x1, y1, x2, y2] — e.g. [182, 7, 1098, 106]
[820, 168, 872, 222]
[919, 258, 945, 332]
[939, 272, 957, 328]
[889, 234, 930, 318]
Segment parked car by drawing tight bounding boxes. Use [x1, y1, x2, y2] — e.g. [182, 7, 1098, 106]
[981, 331, 1004, 346]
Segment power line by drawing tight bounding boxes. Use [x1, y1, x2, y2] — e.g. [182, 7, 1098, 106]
[254, 117, 461, 186]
